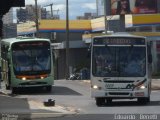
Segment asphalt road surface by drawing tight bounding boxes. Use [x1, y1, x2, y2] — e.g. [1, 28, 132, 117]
[1, 80, 160, 120]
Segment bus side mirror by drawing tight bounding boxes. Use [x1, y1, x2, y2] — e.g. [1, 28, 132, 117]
[148, 54, 152, 64]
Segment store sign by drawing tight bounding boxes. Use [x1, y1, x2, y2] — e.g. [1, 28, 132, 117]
[111, 0, 157, 15]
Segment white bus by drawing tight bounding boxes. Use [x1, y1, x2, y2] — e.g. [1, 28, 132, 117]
[91, 33, 152, 106]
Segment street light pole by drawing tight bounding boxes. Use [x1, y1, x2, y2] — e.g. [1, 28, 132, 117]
[50, 3, 53, 18]
[65, 0, 70, 79]
[35, 0, 39, 37]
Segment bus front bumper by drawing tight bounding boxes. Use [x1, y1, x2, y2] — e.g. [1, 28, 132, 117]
[91, 89, 149, 99]
[11, 79, 53, 88]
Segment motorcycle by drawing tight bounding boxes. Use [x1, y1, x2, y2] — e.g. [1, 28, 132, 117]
[68, 72, 81, 80]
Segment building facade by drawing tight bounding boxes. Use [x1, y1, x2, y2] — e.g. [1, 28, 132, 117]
[2, 8, 17, 38]
[2, 8, 14, 24]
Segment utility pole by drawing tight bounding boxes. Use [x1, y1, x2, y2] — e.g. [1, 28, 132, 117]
[104, 0, 107, 34]
[96, 0, 99, 17]
[65, 0, 69, 79]
[35, 0, 39, 37]
[50, 4, 53, 18]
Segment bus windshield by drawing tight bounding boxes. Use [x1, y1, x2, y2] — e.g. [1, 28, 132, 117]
[92, 46, 146, 77]
[12, 41, 51, 75]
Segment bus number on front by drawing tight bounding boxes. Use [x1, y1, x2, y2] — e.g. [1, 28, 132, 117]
[105, 83, 114, 89]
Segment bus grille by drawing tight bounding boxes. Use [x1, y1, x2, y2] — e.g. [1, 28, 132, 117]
[109, 92, 129, 96]
[104, 80, 134, 83]
[20, 82, 47, 86]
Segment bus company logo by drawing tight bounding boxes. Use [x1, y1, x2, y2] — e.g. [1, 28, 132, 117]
[126, 84, 134, 89]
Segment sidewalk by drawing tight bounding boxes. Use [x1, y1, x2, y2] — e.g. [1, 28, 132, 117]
[152, 79, 160, 90]
[0, 94, 76, 119]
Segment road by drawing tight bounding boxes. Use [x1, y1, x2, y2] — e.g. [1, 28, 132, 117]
[1, 80, 160, 120]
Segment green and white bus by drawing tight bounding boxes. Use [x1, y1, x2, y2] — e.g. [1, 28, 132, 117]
[1, 37, 54, 93]
[91, 33, 152, 106]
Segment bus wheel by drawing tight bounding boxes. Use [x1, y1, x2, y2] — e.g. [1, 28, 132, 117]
[46, 86, 52, 92]
[145, 96, 150, 103]
[106, 98, 112, 104]
[96, 98, 105, 106]
[138, 97, 150, 104]
[11, 87, 18, 94]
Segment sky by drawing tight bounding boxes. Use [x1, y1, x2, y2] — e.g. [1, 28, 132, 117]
[26, 0, 97, 19]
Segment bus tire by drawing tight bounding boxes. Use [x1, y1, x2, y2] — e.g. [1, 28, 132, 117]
[106, 98, 112, 104]
[46, 86, 52, 92]
[138, 97, 150, 104]
[11, 87, 18, 94]
[96, 98, 105, 106]
[145, 96, 150, 103]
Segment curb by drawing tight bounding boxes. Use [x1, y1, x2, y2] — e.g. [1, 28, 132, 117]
[152, 79, 160, 90]
[0, 91, 7, 96]
[151, 84, 160, 90]
[28, 100, 77, 113]
[0, 100, 76, 119]
[0, 112, 74, 120]
[27, 100, 77, 119]
[30, 113, 75, 119]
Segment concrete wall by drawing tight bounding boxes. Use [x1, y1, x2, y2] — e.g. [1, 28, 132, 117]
[56, 32, 83, 42]
[39, 32, 83, 43]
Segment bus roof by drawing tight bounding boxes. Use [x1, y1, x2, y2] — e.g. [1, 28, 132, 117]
[93, 32, 146, 39]
[1, 37, 50, 45]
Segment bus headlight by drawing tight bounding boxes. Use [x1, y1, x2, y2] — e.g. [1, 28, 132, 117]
[93, 85, 98, 89]
[92, 85, 101, 90]
[22, 77, 26, 81]
[140, 85, 146, 89]
[135, 85, 146, 90]
[134, 79, 147, 90]
[40, 76, 44, 79]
